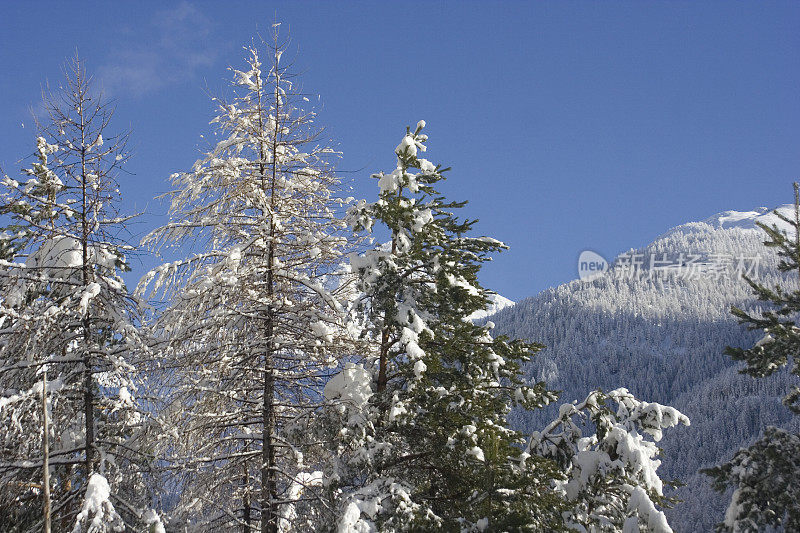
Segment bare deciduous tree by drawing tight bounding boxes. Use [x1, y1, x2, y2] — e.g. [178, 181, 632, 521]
[0, 56, 151, 532]
[139, 28, 357, 532]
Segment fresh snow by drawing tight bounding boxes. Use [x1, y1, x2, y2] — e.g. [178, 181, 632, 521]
[324, 363, 373, 410]
[657, 204, 795, 240]
[468, 293, 515, 321]
[142, 510, 166, 533]
[72, 473, 123, 533]
[79, 282, 101, 316]
[701, 205, 794, 232]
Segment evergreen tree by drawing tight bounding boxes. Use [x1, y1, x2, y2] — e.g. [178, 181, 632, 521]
[530, 388, 689, 532]
[703, 184, 800, 532]
[139, 30, 355, 532]
[0, 57, 153, 532]
[325, 122, 565, 531]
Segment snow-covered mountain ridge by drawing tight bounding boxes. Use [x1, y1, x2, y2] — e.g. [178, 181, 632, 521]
[468, 292, 514, 321]
[490, 205, 800, 532]
[657, 204, 793, 240]
[702, 205, 793, 231]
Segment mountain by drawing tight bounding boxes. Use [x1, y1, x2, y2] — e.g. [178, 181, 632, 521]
[468, 292, 514, 321]
[489, 206, 800, 532]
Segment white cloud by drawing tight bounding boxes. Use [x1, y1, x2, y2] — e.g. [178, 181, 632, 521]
[98, 1, 220, 97]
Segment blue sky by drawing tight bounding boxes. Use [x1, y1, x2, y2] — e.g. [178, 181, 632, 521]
[1, 1, 798, 301]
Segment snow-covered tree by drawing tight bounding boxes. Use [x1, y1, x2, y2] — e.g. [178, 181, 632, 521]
[323, 122, 566, 531]
[0, 57, 152, 532]
[704, 184, 800, 532]
[138, 30, 355, 532]
[529, 388, 689, 532]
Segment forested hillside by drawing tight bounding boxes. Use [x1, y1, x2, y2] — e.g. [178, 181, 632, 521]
[491, 207, 800, 531]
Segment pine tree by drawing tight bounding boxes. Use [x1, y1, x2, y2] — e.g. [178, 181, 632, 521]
[703, 184, 800, 532]
[529, 388, 689, 532]
[0, 57, 152, 532]
[325, 122, 566, 531]
[139, 29, 355, 532]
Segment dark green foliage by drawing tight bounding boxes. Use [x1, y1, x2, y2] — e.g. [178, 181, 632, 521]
[705, 427, 800, 532]
[724, 204, 800, 413]
[704, 184, 800, 532]
[337, 123, 565, 531]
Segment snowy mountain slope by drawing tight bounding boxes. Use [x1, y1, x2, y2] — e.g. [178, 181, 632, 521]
[702, 205, 793, 231]
[658, 204, 793, 239]
[491, 206, 800, 532]
[468, 292, 514, 321]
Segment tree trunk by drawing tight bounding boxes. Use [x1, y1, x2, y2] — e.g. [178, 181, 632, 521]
[377, 238, 398, 393]
[261, 41, 281, 533]
[79, 106, 95, 476]
[83, 315, 94, 474]
[243, 464, 251, 532]
[42, 371, 51, 533]
[261, 318, 277, 533]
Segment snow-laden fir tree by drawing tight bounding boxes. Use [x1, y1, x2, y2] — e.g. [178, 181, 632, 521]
[703, 184, 800, 532]
[0, 57, 154, 532]
[138, 30, 356, 533]
[529, 388, 689, 533]
[321, 122, 566, 532]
